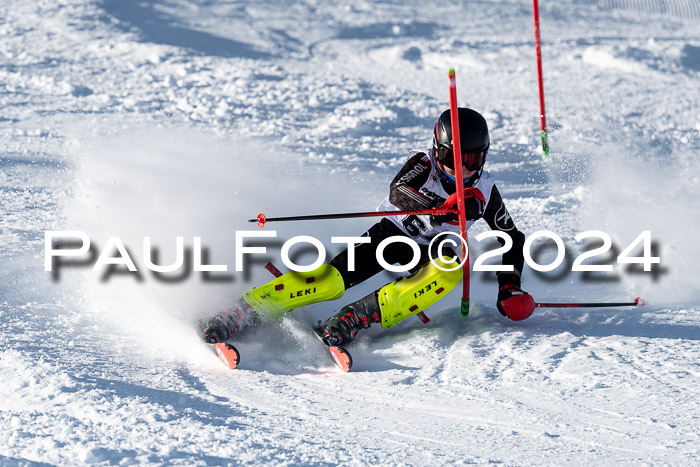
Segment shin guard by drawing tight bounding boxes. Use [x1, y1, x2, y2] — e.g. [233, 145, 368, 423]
[378, 256, 462, 328]
[243, 264, 345, 320]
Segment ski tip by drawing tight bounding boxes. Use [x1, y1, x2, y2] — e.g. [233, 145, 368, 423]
[635, 297, 645, 306]
[328, 346, 353, 372]
[215, 343, 240, 370]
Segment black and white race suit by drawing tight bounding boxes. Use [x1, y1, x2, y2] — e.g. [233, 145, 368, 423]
[330, 149, 525, 288]
[378, 149, 524, 275]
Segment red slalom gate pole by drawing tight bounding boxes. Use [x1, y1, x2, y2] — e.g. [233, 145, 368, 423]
[447, 68, 471, 316]
[532, 0, 549, 156]
[536, 297, 644, 309]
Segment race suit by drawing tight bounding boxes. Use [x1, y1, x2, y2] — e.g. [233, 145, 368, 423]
[330, 149, 525, 289]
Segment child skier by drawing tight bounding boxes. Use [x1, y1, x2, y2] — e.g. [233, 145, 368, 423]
[200, 107, 530, 347]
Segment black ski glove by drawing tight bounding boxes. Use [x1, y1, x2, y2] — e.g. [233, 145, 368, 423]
[430, 197, 483, 226]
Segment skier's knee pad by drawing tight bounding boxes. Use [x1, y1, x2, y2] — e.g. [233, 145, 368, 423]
[243, 264, 345, 320]
[378, 256, 462, 328]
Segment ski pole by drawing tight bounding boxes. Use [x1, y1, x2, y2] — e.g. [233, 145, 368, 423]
[250, 206, 455, 228]
[535, 297, 644, 308]
[250, 188, 485, 227]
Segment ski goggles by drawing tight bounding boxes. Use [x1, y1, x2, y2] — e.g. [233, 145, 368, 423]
[438, 146, 488, 171]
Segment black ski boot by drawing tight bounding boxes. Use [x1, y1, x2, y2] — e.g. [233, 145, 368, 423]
[314, 291, 381, 346]
[199, 299, 260, 343]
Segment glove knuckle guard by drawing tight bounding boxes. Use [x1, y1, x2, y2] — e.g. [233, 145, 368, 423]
[500, 294, 536, 321]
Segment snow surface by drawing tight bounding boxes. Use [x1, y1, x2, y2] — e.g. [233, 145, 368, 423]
[1, 0, 699, 464]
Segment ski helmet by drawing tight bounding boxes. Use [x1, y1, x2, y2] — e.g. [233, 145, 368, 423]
[432, 107, 490, 172]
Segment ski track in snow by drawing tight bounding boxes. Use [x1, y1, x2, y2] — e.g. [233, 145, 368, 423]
[1, 0, 699, 464]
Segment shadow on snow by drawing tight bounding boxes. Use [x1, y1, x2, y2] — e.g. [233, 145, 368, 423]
[100, 0, 271, 59]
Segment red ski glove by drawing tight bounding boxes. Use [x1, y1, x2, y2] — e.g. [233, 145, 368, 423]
[497, 274, 535, 321]
[430, 189, 485, 226]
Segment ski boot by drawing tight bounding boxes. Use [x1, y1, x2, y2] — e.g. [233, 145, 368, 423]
[199, 299, 260, 344]
[313, 292, 379, 372]
[314, 291, 381, 347]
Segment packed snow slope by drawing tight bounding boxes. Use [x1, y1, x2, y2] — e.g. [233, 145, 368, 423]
[1, 0, 699, 464]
